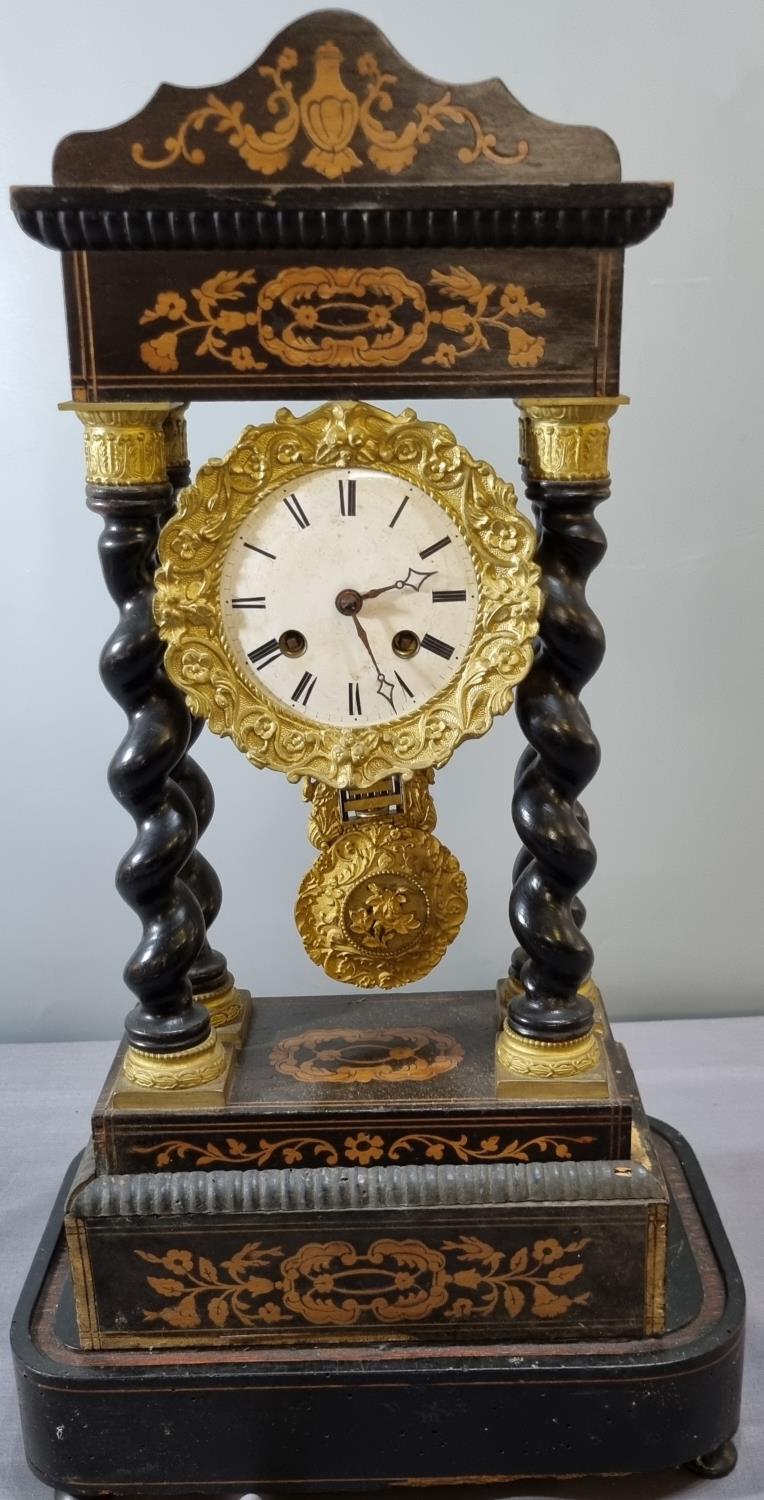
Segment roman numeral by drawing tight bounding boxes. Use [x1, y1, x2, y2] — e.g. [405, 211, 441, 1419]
[339, 478, 356, 516]
[348, 681, 362, 717]
[432, 589, 467, 603]
[419, 535, 452, 560]
[291, 671, 317, 706]
[420, 633, 455, 661]
[395, 671, 415, 700]
[283, 493, 309, 529]
[231, 596, 266, 609]
[247, 638, 281, 669]
[243, 542, 276, 559]
[389, 494, 409, 528]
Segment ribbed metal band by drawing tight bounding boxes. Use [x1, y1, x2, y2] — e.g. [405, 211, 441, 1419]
[71, 1158, 663, 1218]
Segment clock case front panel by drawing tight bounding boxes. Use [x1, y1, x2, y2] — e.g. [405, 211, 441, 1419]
[58, 244, 624, 404]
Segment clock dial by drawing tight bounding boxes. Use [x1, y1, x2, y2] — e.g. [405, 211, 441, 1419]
[219, 466, 479, 728]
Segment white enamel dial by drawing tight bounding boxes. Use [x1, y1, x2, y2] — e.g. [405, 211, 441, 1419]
[219, 466, 479, 728]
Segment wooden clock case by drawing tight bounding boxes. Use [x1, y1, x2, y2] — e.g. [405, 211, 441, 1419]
[9, 11, 743, 1493]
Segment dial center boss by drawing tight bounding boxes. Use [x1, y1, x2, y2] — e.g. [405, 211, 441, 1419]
[335, 588, 363, 616]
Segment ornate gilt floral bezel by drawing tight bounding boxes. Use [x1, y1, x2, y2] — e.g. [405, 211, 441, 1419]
[154, 400, 539, 789]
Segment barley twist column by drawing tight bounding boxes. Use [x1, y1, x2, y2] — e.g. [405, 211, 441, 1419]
[162, 408, 225, 996]
[498, 398, 627, 1085]
[63, 402, 227, 1092]
[506, 506, 590, 987]
[161, 408, 248, 1036]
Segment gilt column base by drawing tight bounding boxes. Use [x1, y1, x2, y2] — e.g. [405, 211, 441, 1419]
[496, 975, 611, 1099]
[113, 1030, 233, 1111]
[197, 973, 253, 1049]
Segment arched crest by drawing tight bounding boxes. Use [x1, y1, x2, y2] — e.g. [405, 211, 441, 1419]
[53, 9, 620, 187]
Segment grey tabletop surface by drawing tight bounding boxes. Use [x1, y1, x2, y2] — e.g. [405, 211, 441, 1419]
[1, 1016, 762, 1500]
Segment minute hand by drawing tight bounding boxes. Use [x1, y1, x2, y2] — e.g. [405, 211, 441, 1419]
[351, 614, 396, 710]
[360, 565, 436, 601]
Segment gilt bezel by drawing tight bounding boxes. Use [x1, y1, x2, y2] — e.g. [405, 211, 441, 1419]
[154, 400, 540, 789]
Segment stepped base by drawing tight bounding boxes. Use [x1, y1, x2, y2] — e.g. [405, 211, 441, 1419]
[12, 1119, 744, 1494]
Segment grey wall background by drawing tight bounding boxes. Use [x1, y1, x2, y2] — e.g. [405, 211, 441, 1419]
[1, 0, 762, 1043]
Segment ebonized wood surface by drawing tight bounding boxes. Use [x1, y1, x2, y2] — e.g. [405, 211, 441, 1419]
[88, 481, 210, 1054]
[509, 476, 609, 1041]
[49, 10, 623, 189]
[12, 183, 672, 253]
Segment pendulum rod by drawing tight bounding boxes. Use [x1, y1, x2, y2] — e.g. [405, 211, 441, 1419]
[62, 402, 227, 1089]
[505, 398, 628, 1044]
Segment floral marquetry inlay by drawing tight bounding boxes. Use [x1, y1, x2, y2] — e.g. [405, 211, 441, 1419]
[270, 1025, 464, 1084]
[129, 1130, 598, 1170]
[139, 265, 547, 376]
[136, 1233, 592, 1331]
[131, 43, 529, 182]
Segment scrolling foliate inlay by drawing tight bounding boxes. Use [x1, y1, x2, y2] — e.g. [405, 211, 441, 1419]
[129, 1131, 598, 1170]
[138, 265, 547, 376]
[131, 1135, 342, 1170]
[136, 1233, 592, 1331]
[132, 43, 529, 181]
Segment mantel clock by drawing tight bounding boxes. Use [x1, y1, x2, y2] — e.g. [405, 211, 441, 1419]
[9, 10, 744, 1495]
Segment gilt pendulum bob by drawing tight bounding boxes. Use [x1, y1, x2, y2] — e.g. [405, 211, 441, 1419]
[8, 6, 744, 1493]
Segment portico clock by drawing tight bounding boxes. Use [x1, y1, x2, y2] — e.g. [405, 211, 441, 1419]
[155, 398, 540, 984]
[15, 12, 743, 1496]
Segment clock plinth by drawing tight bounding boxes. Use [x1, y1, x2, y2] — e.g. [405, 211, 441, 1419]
[91, 989, 636, 1170]
[11, 5, 744, 1492]
[12, 1122, 743, 1492]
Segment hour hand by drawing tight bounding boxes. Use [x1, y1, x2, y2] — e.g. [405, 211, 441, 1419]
[374, 674, 396, 711]
[361, 566, 436, 601]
